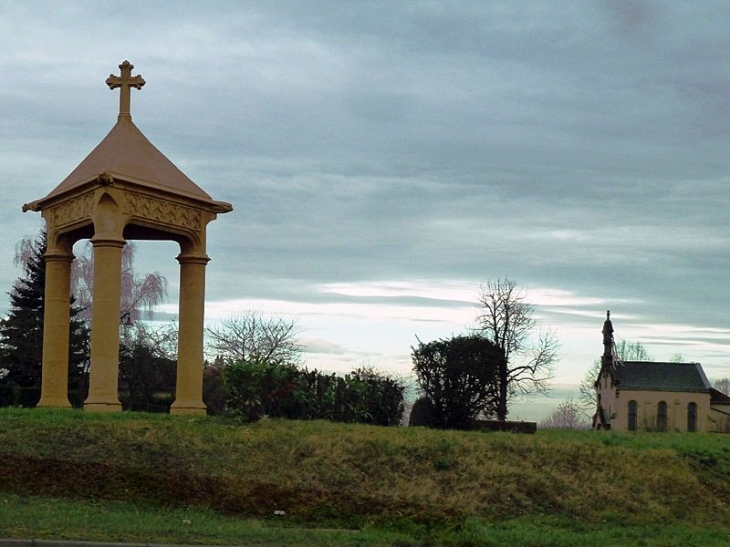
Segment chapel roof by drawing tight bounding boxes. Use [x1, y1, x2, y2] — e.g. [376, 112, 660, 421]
[617, 361, 710, 393]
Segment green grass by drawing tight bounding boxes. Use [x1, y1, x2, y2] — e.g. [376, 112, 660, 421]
[1, 408, 730, 546]
[0, 494, 394, 547]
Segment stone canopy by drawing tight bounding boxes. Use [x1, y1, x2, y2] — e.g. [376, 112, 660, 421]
[23, 72, 232, 247]
[23, 60, 232, 414]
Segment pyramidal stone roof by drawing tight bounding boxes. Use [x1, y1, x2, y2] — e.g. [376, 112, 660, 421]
[45, 115, 215, 203]
[26, 60, 231, 213]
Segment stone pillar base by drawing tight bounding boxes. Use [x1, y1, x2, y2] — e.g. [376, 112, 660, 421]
[84, 400, 123, 412]
[170, 400, 207, 416]
[37, 397, 72, 409]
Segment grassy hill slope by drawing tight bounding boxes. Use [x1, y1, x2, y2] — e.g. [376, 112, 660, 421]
[1, 408, 730, 545]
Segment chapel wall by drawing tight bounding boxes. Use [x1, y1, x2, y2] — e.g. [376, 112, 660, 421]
[614, 389, 711, 432]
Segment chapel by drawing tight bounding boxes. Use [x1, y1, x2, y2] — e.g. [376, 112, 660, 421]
[593, 311, 730, 432]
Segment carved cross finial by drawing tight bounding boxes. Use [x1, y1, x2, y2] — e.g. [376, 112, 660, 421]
[106, 60, 145, 120]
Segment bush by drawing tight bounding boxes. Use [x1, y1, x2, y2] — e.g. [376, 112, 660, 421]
[412, 335, 503, 429]
[68, 390, 85, 409]
[14, 386, 40, 408]
[472, 420, 537, 433]
[222, 359, 299, 421]
[409, 396, 436, 427]
[337, 368, 405, 426]
[221, 361, 405, 425]
[0, 384, 87, 409]
[0, 384, 17, 407]
[203, 364, 225, 416]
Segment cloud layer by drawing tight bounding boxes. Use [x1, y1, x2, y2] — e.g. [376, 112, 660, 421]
[1, 1, 729, 392]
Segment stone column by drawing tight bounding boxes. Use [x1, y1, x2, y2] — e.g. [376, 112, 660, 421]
[37, 247, 74, 408]
[84, 237, 126, 411]
[171, 252, 209, 415]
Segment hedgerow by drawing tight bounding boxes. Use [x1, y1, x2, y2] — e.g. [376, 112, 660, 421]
[221, 359, 405, 426]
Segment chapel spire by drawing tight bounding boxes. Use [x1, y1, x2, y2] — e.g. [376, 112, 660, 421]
[602, 309, 614, 361]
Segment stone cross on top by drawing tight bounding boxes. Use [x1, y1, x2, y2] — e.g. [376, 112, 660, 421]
[106, 60, 145, 119]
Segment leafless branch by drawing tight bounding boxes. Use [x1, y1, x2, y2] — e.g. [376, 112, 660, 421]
[473, 278, 559, 419]
[205, 311, 303, 366]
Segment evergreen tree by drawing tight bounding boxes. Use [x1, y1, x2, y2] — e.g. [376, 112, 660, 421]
[0, 230, 89, 391]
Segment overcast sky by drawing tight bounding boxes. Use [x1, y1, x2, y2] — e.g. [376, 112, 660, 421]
[1, 1, 729, 414]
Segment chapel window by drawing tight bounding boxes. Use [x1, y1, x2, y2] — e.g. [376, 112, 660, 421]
[657, 401, 668, 432]
[688, 402, 697, 433]
[628, 400, 637, 431]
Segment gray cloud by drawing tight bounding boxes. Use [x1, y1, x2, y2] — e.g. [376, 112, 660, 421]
[1, 1, 729, 387]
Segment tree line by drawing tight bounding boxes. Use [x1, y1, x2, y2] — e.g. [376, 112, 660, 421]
[0, 230, 558, 428]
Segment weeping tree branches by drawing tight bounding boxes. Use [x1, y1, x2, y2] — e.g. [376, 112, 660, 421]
[474, 278, 558, 421]
[72, 241, 168, 323]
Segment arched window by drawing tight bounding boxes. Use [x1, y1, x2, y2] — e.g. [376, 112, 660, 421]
[628, 400, 637, 431]
[657, 401, 668, 432]
[688, 402, 697, 433]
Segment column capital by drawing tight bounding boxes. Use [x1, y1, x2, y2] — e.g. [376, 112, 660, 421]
[44, 248, 75, 263]
[176, 252, 210, 265]
[90, 236, 127, 249]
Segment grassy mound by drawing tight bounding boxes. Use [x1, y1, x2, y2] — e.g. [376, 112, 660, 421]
[1, 408, 730, 545]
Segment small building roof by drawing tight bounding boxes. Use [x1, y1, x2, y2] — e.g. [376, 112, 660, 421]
[710, 388, 730, 405]
[617, 361, 710, 393]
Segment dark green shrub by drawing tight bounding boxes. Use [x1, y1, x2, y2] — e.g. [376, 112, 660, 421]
[348, 368, 405, 426]
[222, 358, 299, 421]
[290, 369, 338, 421]
[0, 384, 17, 407]
[203, 364, 225, 416]
[412, 335, 503, 429]
[472, 420, 537, 433]
[221, 361, 405, 425]
[68, 390, 85, 409]
[17, 386, 40, 408]
[409, 396, 436, 427]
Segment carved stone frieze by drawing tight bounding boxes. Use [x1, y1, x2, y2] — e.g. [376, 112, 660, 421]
[124, 192, 202, 231]
[48, 193, 95, 228]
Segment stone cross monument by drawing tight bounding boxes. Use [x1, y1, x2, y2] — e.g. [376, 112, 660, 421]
[23, 61, 232, 415]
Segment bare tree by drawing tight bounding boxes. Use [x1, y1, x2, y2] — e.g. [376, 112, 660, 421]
[579, 340, 652, 413]
[205, 312, 302, 366]
[474, 278, 558, 421]
[714, 378, 730, 395]
[72, 241, 167, 323]
[539, 400, 588, 430]
[578, 361, 601, 414]
[614, 339, 651, 362]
